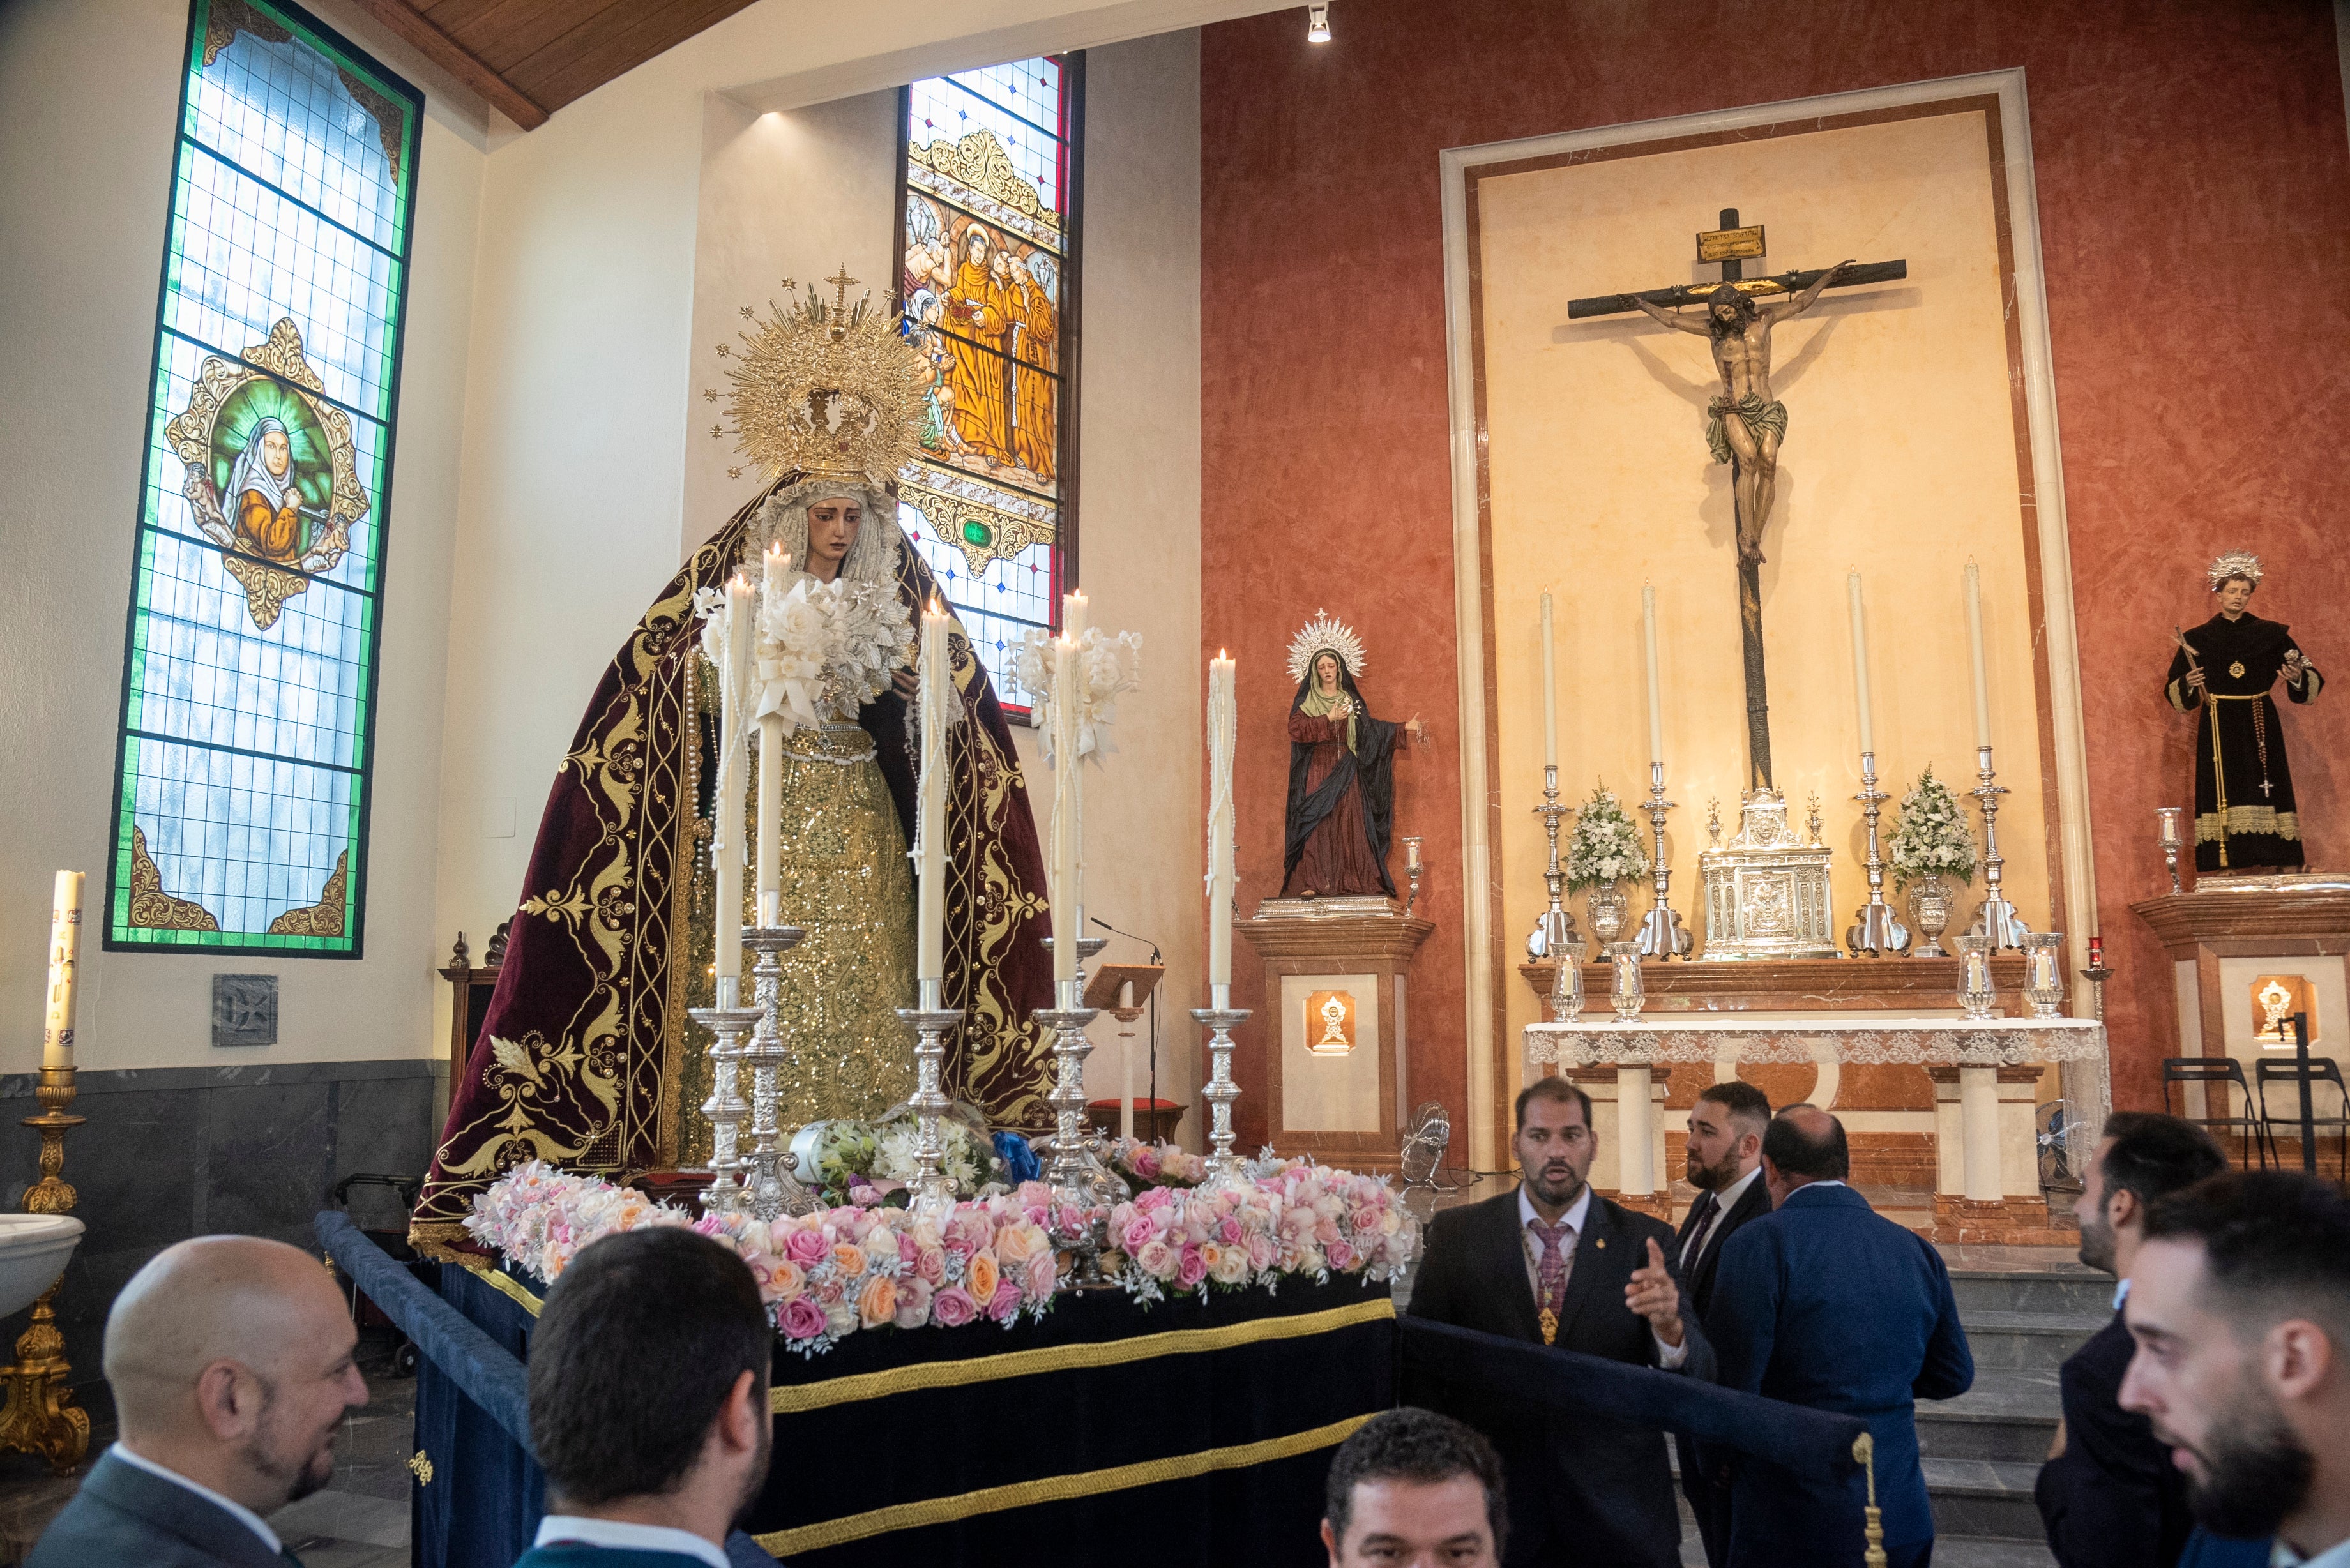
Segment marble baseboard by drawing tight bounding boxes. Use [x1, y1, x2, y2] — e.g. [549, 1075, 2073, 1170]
[0, 1060, 437, 1386]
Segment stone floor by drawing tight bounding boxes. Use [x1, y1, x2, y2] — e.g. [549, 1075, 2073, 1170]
[0, 1325, 415, 1566]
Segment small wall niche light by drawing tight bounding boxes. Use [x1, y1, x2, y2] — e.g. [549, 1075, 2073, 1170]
[1307, 3, 1331, 42]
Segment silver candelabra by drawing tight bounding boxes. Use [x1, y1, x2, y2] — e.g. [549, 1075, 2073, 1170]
[1634, 762, 1692, 960]
[1193, 983, 1252, 1189]
[1968, 744, 2030, 948]
[1526, 764, 1579, 961]
[895, 976, 964, 1220]
[743, 924, 819, 1219]
[1037, 935, 1119, 1206]
[688, 976, 761, 1214]
[1846, 750, 1911, 956]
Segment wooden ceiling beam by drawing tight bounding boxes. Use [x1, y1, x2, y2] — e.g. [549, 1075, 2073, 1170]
[345, 0, 552, 129]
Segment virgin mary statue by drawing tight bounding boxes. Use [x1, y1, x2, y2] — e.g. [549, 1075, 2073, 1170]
[1280, 611, 1411, 900]
[411, 284, 1054, 1255]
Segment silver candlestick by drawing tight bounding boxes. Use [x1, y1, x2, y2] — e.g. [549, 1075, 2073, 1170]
[1193, 983, 1252, 1189]
[1634, 762, 1693, 960]
[1526, 765, 1579, 961]
[688, 977, 761, 1214]
[1968, 744, 2030, 948]
[1846, 750, 1911, 956]
[1402, 836, 1425, 917]
[1036, 934, 1119, 1209]
[743, 924, 818, 1219]
[895, 976, 964, 1220]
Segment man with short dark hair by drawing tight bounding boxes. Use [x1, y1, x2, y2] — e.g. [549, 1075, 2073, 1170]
[1321, 1407, 1506, 1568]
[513, 1227, 775, 1567]
[1675, 1079, 1774, 1566]
[1406, 1074, 1711, 1567]
[2036, 1112, 2225, 1568]
[1707, 1106, 1973, 1568]
[2121, 1170, 2350, 1567]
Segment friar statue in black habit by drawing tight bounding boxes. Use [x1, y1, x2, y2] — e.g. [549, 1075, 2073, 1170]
[2164, 551, 2324, 871]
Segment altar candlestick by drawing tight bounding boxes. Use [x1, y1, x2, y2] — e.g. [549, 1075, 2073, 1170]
[1052, 634, 1080, 986]
[1540, 592, 1558, 768]
[43, 871, 82, 1071]
[1642, 585, 1664, 766]
[1847, 570, 1875, 755]
[916, 597, 950, 981]
[715, 575, 753, 979]
[1063, 589, 1088, 645]
[1118, 979, 1137, 1141]
[1964, 561, 1992, 749]
[1208, 651, 1238, 988]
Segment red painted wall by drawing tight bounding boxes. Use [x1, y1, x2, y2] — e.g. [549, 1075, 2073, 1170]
[1201, 0, 2350, 1147]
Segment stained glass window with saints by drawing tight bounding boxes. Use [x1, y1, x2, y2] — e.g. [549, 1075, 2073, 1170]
[897, 55, 1082, 710]
[106, 0, 420, 955]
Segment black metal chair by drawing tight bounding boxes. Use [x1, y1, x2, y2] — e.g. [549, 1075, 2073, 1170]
[2163, 1057, 2271, 1169]
[2255, 1057, 2350, 1182]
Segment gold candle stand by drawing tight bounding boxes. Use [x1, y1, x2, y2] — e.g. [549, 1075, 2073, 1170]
[0, 1065, 89, 1472]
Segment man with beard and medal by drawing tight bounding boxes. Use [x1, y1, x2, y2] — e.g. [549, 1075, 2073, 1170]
[2165, 552, 2324, 872]
[2037, 1113, 2226, 1568]
[1672, 1080, 1775, 1568]
[1404, 1077, 1711, 1568]
[2120, 1172, 2350, 1568]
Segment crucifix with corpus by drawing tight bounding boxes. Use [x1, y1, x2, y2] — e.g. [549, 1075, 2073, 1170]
[1570, 211, 1906, 791]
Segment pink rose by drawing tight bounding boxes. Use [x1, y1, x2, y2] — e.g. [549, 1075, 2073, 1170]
[899, 1234, 919, 1265]
[1137, 1186, 1174, 1214]
[1351, 1205, 1383, 1233]
[1017, 1180, 1056, 1209]
[1219, 1217, 1243, 1245]
[778, 1295, 828, 1341]
[1025, 1254, 1056, 1299]
[1315, 1217, 1343, 1247]
[894, 1278, 934, 1330]
[916, 1245, 946, 1286]
[1137, 1239, 1176, 1279]
[1132, 1146, 1162, 1179]
[1328, 1239, 1358, 1271]
[1247, 1234, 1275, 1272]
[784, 1227, 828, 1265]
[1177, 1244, 1208, 1291]
[932, 1286, 978, 1327]
[1054, 1203, 1089, 1236]
[987, 1279, 1024, 1322]
[1121, 1216, 1158, 1252]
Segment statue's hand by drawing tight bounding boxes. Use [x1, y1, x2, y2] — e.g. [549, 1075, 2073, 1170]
[2185, 665, 2207, 692]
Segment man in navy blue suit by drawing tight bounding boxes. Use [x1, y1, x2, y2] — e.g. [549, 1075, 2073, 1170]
[515, 1228, 777, 1568]
[2119, 1172, 2350, 1568]
[1706, 1106, 1973, 1568]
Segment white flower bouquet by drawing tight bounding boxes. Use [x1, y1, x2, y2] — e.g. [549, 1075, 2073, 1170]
[694, 575, 913, 734]
[1886, 766, 1979, 891]
[1565, 787, 1650, 890]
[1015, 626, 1142, 765]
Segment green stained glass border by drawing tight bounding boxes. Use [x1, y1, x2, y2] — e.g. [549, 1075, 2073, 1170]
[103, 0, 421, 958]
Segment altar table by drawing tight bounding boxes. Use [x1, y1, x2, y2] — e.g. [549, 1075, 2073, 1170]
[1524, 1016, 2108, 1238]
[418, 1258, 1397, 1568]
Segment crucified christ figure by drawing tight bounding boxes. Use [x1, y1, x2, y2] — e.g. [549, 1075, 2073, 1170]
[1631, 262, 1850, 565]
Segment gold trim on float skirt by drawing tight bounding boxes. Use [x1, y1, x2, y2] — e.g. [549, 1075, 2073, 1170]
[2197, 808, 2299, 843]
[769, 1295, 1397, 1414]
[462, 1262, 545, 1316]
[753, 1414, 1375, 1557]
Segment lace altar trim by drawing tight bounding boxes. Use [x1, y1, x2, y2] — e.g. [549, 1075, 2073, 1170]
[1524, 1021, 2106, 1069]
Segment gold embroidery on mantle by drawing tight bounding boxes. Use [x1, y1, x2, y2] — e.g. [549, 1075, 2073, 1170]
[126, 827, 220, 931]
[267, 850, 347, 935]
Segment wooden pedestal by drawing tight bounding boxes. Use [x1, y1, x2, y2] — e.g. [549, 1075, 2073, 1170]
[1240, 898, 1434, 1173]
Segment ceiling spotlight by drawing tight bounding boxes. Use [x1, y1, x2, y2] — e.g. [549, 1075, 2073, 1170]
[1307, 3, 1331, 43]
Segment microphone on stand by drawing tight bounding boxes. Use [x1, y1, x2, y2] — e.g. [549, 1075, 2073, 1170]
[1091, 917, 1164, 1137]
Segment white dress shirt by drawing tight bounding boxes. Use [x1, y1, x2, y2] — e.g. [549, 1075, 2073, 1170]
[1517, 1184, 1688, 1368]
[1681, 1165, 1763, 1270]
[107, 1442, 284, 1555]
[2272, 1534, 2350, 1568]
[533, 1514, 732, 1568]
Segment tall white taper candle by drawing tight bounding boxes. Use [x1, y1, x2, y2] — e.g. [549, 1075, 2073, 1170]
[715, 575, 752, 979]
[1208, 651, 1238, 988]
[755, 545, 787, 925]
[1540, 592, 1558, 768]
[1642, 584, 1664, 766]
[43, 871, 82, 1071]
[1051, 634, 1080, 986]
[1964, 561, 1992, 749]
[916, 598, 951, 981]
[1847, 570, 1875, 755]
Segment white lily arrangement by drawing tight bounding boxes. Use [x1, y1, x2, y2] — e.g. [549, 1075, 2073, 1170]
[1886, 766, 1978, 891]
[1015, 626, 1143, 767]
[695, 575, 912, 734]
[1565, 786, 1650, 889]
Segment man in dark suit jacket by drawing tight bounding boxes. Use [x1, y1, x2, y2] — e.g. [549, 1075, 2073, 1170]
[515, 1227, 777, 1568]
[2120, 1172, 2350, 1568]
[31, 1235, 372, 1567]
[2036, 1112, 2224, 1568]
[1707, 1106, 1973, 1568]
[1407, 1074, 1715, 1568]
[1673, 1079, 1775, 1567]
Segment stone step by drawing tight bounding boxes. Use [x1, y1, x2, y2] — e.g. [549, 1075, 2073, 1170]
[1948, 1268, 2113, 1318]
[1932, 1537, 2059, 1567]
[1956, 1308, 2107, 1371]
[1919, 1370, 2061, 1463]
[1925, 1456, 2048, 1545]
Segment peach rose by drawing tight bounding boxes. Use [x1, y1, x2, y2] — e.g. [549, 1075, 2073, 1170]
[967, 1250, 1001, 1302]
[996, 1223, 1045, 1265]
[831, 1242, 868, 1277]
[858, 1274, 899, 1329]
[768, 1259, 807, 1301]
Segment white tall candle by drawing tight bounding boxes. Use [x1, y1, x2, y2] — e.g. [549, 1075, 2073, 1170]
[1964, 562, 1992, 749]
[1063, 589, 1088, 645]
[1847, 571, 1875, 755]
[1118, 979, 1136, 1141]
[43, 871, 82, 1071]
[1642, 585, 1664, 766]
[755, 545, 787, 926]
[1208, 652, 1238, 988]
[714, 576, 752, 979]
[1052, 635, 1080, 986]
[1540, 592, 1558, 769]
[916, 598, 951, 981]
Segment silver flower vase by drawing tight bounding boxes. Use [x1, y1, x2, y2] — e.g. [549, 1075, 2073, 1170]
[1587, 880, 1630, 945]
[1907, 876, 1953, 959]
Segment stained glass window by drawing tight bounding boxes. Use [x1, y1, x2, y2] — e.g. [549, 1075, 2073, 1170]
[896, 55, 1082, 711]
[105, 0, 420, 956]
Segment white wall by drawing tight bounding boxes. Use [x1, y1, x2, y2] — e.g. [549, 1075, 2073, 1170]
[0, 0, 483, 1072]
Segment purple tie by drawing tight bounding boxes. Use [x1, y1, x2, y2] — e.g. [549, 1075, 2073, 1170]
[1529, 1217, 1574, 1343]
[1681, 1189, 1720, 1270]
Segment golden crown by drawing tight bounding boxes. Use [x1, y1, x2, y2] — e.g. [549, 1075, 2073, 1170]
[723, 265, 927, 487]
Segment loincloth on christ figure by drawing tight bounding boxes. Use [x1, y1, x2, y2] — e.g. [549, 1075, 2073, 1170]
[1706, 392, 1787, 465]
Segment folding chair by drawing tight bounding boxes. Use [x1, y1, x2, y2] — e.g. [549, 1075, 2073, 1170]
[2255, 1057, 2350, 1183]
[2163, 1057, 2271, 1169]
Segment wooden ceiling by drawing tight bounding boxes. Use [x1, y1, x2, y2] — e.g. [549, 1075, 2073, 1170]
[347, 0, 764, 129]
